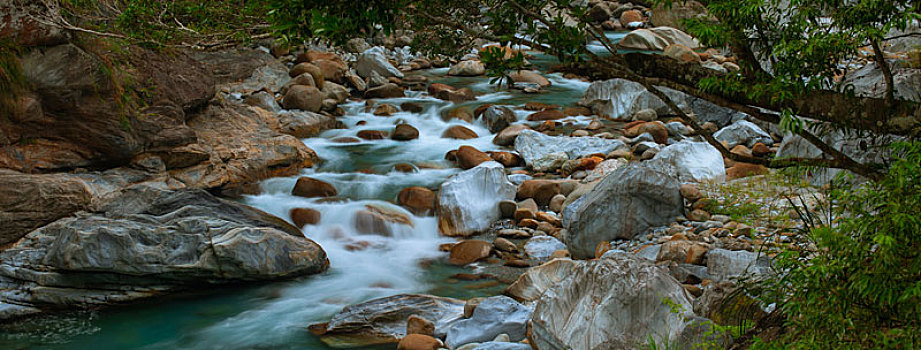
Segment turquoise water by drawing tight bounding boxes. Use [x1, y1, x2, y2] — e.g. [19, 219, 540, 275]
[0, 34, 633, 349]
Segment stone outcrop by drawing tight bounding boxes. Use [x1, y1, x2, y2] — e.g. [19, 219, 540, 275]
[437, 162, 517, 236]
[0, 186, 328, 319]
[579, 78, 690, 120]
[565, 162, 683, 259]
[514, 130, 625, 172]
[313, 294, 464, 348]
[528, 252, 694, 350]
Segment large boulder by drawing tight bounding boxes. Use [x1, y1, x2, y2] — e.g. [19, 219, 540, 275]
[616, 27, 701, 51]
[313, 294, 464, 348]
[528, 252, 694, 350]
[514, 130, 625, 172]
[579, 78, 690, 120]
[842, 60, 921, 102]
[283, 85, 324, 112]
[706, 249, 773, 282]
[0, 186, 328, 316]
[713, 120, 774, 148]
[652, 141, 726, 182]
[447, 60, 486, 76]
[445, 296, 533, 348]
[565, 162, 683, 259]
[355, 50, 404, 79]
[505, 259, 580, 303]
[776, 127, 895, 185]
[436, 162, 517, 236]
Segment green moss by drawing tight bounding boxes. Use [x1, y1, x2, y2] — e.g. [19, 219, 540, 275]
[0, 40, 28, 121]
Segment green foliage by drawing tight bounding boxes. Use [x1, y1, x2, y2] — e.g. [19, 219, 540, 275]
[62, 0, 272, 47]
[481, 47, 527, 89]
[266, 0, 407, 46]
[0, 40, 27, 119]
[680, 0, 919, 129]
[751, 142, 921, 349]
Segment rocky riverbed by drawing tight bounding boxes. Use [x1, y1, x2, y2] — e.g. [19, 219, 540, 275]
[3, 1, 918, 348]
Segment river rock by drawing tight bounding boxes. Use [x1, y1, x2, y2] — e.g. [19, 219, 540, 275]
[617, 26, 701, 51]
[652, 141, 726, 182]
[366, 83, 406, 99]
[455, 146, 493, 170]
[516, 180, 563, 206]
[664, 44, 701, 63]
[565, 162, 683, 259]
[392, 124, 420, 141]
[0, 186, 328, 315]
[315, 294, 464, 348]
[442, 125, 479, 140]
[509, 70, 551, 87]
[528, 252, 693, 350]
[505, 258, 579, 303]
[481, 106, 518, 133]
[428, 83, 476, 103]
[449, 240, 493, 265]
[706, 248, 772, 282]
[290, 207, 322, 227]
[493, 124, 531, 146]
[398, 187, 436, 216]
[445, 296, 532, 348]
[714, 120, 773, 148]
[437, 162, 517, 236]
[292, 177, 338, 198]
[397, 334, 441, 350]
[355, 50, 404, 79]
[526, 109, 566, 121]
[524, 236, 567, 261]
[289, 62, 325, 89]
[283, 85, 324, 112]
[354, 203, 414, 236]
[276, 110, 337, 138]
[489, 151, 522, 168]
[579, 78, 690, 120]
[448, 60, 486, 76]
[514, 130, 625, 172]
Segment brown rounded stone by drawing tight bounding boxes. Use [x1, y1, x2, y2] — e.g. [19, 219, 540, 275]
[397, 334, 441, 350]
[406, 315, 435, 336]
[282, 85, 324, 112]
[625, 121, 669, 144]
[398, 187, 436, 216]
[292, 177, 338, 198]
[489, 151, 522, 167]
[493, 124, 531, 146]
[517, 179, 562, 206]
[751, 142, 772, 157]
[373, 104, 399, 116]
[289, 62, 325, 89]
[443, 108, 474, 123]
[455, 146, 492, 169]
[727, 163, 769, 180]
[448, 240, 492, 265]
[357, 130, 388, 140]
[392, 124, 420, 141]
[526, 109, 566, 121]
[290, 207, 321, 228]
[442, 125, 478, 140]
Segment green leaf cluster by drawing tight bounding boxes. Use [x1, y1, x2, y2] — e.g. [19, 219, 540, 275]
[752, 142, 921, 349]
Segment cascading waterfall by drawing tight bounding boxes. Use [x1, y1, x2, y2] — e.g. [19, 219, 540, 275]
[0, 70, 597, 350]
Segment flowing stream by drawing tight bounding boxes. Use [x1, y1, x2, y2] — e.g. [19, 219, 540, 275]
[0, 33, 631, 349]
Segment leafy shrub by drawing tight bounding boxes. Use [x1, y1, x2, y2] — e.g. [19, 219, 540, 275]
[752, 142, 921, 349]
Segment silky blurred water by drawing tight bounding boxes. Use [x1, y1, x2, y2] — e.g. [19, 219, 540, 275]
[0, 33, 629, 349]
